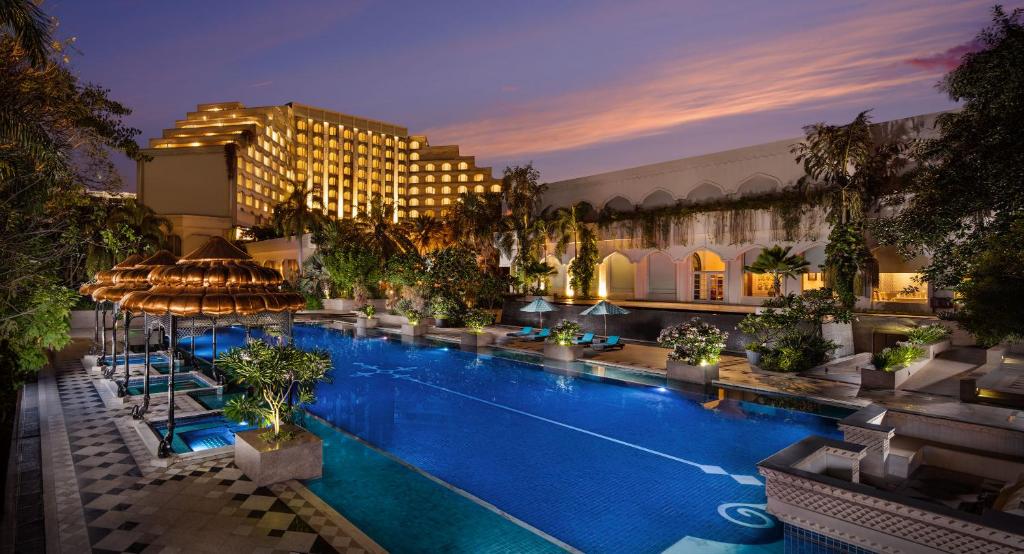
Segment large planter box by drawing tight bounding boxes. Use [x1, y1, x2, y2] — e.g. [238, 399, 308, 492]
[543, 343, 583, 361]
[355, 316, 378, 329]
[460, 331, 494, 348]
[234, 424, 322, 486]
[322, 298, 357, 312]
[822, 321, 855, 359]
[921, 339, 951, 360]
[859, 356, 929, 390]
[376, 313, 407, 326]
[401, 323, 428, 336]
[666, 359, 720, 384]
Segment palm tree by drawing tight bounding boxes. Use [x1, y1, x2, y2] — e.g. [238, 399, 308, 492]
[353, 198, 415, 261]
[744, 246, 810, 296]
[791, 111, 907, 306]
[550, 202, 594, 258]
[0, 0, 52, 68]
[403, 214, 446, 254]
[274, 185, 328, 275]
[520, 258, 556, 294]
[448, 191, 505, 269]
[109, 200, 172, 254]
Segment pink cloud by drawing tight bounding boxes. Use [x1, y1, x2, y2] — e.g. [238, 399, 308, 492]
[906, 39, 983, 71]
[424, 0, 989, 161]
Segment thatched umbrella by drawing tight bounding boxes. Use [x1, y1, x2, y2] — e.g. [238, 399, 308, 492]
[79, 254, 145, 365]
[120, 236, 304, 457]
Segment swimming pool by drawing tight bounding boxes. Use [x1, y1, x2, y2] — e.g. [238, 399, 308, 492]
[151, 413, 258, 453]
[277, 325, 841, 553]
[187, 389, 248, 410]
[125, 374, 212, 395]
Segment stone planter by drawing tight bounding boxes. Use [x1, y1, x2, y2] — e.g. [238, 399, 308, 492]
[401, 323, 428, 336]
[355, 316, 378, 329]
[543, 343, 583, 362]
[322, 298, 357, 312]
[234, 424, 322, 486]
[460, 331, 494, 348]
[745, 349, 762, 367]
[822, 320, 855, 359]
[859, 356, 928, 390]
[666, 358, 720, 384]
[376, 313, 406, 326]
[434, 317, 453, 328]
[920, 339, 951, 360]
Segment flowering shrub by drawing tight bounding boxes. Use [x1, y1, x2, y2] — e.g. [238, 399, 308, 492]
[356, 304, 376, 318]
[462, 308, 494, 333]
[547, 319, 582, 346]
[659, 318, 728, 365]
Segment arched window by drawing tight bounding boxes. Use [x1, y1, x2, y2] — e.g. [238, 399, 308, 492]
[474, 185, 485, 193]
[409, 164, 419, 172]
[409, 141, 420, 149]
[458, 161, 468, 170]
[474, 174, 484, 182]
[458, 174, 468, 182]
[441, 174, 451, 182]
[409, 209, 419, 217]
[409, 152, 419, 161]
[425, 186, 436, 194]
[409, 198, 420, 206]
[409, 186, 419, 194]
[425, 198, 435, 206]
[441, 162, 452, 171]
[442, 197, 451, 205]
[457, 185, 468, 193]
[425, 175, 435, 183]
[490, 184, 501, 193]
[692, 250, 725, 301]
[441, 186, 451, 194]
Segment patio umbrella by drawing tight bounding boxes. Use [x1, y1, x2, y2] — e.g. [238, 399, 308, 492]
[519, 298, 555, 327]
[580, 300, 630, 336]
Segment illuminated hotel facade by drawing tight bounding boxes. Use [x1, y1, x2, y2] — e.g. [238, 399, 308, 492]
[137, 102, 501, 253]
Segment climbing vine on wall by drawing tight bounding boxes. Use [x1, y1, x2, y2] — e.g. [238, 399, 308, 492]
[596, 186, 829, 248]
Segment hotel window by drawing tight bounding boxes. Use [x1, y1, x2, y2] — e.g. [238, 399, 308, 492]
[424, 186, 435, 195]
[344, 129, 352, 139]
[425, 198, 435, 206]
[409, 209, 419, 218]
[410, 164, 419, 172]
[425, 163, 435, 171]
[358, 132, 366, 141]
[409, 141, 420, 149]
[458, 174, 468, 182]
[297, 120, 307, 130]
[458, 185, 468, 194]
[425, 175, 435, 183]
[474, 185, 484, 193]
[409, 198, 419, 206]
[474, 174, 484, 182]
[442, 162, 452, 171]
[458, 161, 468, 170]
[409, 176, 419, 184]
[692, 250, 725, 301]
[410, 152, 419, 161]
[442, 198, 451, 205]
[490, 184, 501, 193]
[441, 174, 451, 183]
[872, 247, 928, 303]
[441, 186, 451, 194]
[409, 186, 419, 194]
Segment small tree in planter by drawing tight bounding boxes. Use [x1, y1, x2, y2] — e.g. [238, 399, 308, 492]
[544, 319, 583, 361]
[659, 318, 728, 384]
[461, 308, 496, 347]
[430, 294, 464, 327]
[355, 303, 377, 329]
[218, 341, 332, 485]
[398, 305, 428, 336]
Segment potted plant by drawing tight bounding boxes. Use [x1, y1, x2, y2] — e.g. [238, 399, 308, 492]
[658, 318, 728, 384]
[860, 343, 925, 390]
[543, 319, 584, 361]
[460, 308, 495, 347]
[218, 341, 332, 485]
[400, 308, 428, 336]
[355, 303, 378, 329]
[430, 294, 463, 328]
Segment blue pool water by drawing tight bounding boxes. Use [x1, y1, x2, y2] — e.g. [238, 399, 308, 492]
[151, 414, 258, 453]
[284, 325, 840, 553]
[125, 374, 211, 395]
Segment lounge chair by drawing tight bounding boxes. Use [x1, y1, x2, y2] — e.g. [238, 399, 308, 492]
[573, 332, 595, 345]
[506, 326, 534, 337]
[592, 336, 623, 351]
[530, 328, 551, 341]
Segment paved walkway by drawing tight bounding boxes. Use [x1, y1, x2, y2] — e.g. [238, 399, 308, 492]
[12, 340, 380, 554]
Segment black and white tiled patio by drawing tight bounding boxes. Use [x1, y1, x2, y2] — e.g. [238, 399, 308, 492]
[12, 341, 381, 554]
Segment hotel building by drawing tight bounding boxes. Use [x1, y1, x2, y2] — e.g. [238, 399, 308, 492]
[537, 112, 946, 316]
[137, 102, 501, 253]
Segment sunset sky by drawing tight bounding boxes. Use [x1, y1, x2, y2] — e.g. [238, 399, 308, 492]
[51, 0, 1013, 188]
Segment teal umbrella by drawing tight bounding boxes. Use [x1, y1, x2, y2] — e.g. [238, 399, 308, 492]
[580, 300, 630, 335]
[520, 298, 555, 327]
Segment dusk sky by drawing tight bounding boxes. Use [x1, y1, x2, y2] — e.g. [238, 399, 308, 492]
[50, 0, 1014, 189]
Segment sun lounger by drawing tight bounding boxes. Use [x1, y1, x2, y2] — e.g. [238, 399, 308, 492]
[506, 326, 534, 337]
[573, 332, 595, 345]
[592, 335, 623, 351]
[531, 328, 551, 341]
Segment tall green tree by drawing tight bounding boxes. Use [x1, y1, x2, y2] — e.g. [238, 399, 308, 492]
[877, 7, 1024, 342]
[568, 225, 600, 298]
[501, 163, 547, 287]
[403, 213, 446, 254]
[744, 245, 810, 297]
[792, 111, 908, 307]
[446, 190, 505, 270]
[1, 0, 145, 406]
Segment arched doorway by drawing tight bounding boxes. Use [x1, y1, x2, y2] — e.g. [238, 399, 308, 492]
[743, 248, 775, 298]
[602, 252, 634, 299]
[800, 246, 826, 292]
[545, 255, 566, 297]
[691, 249, 725, 301]
[646, 252, 676, 300]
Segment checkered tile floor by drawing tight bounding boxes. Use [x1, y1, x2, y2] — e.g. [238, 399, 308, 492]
[39, 344, 376, 554]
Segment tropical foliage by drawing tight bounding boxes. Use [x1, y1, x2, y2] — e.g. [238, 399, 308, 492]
[904, 324, 951, 345]
[744, 245, 809, 297]
[738, 290, 847, 372]
[462, 308, 494, 334]
[218, 341, 332, 441]
[871, 344, 924, 373]
[547, 319, 582, 346]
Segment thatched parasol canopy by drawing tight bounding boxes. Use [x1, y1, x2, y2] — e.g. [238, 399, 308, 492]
[79, 254, 146, 297]
[120, 236, 304, 317]
[91, 250, 179, 303]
